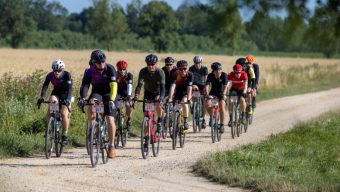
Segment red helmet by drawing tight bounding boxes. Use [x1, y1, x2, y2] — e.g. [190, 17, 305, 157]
[233, 64, 242, 72]
[116, 60, 128, 69]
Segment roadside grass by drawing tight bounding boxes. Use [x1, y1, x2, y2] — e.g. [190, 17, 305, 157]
[0, 60, 339, 158]
[192, 110, 340, 191]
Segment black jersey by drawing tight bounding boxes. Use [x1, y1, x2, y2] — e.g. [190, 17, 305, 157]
[206, 72, 228, 96]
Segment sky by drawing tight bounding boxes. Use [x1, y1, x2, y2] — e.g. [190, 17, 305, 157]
[49, 0, 209, 14]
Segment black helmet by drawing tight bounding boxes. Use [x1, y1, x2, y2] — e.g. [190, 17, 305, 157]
[165, 57, 175, 64]
[90, 50, 106, 64]
[235, 58, 247, 66]
[176, 60, 188, 68]
[211, 62, 222, 71]
[145, 54, 158, 64]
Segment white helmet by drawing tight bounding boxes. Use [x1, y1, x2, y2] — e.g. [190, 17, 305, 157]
[51, 59, 65, 71]
[193, 55, 203, 63]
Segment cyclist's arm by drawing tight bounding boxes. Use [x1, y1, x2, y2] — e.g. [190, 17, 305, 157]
[134, 70, 144, 96]
[109, 66, 118, 100]
[187, 72, 193, 100]
[65, 72, 73, 101]
[222, 73, 228, 95]
[40, 74, 51, 98]
[80, 69, 91, 99]
[168, 83, 176, 100]
[159, 69, 166, 98]
[249, 68, 256, 89]
[253, 64, 260, 88]
[127, 73, 133, 97]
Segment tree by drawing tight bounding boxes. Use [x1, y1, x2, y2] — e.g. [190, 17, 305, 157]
[137, 1, 180, 52]
[126, 0, 142, 34]
[0, 0, 35, 48]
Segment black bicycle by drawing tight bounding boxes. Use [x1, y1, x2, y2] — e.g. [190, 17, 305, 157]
[192, 90, 203, 133]
[39, 101, 70, 159]
[115, 98, 129, 148]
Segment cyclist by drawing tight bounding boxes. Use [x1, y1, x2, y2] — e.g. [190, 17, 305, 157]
[167, 60, 193, 131]
[134, 54, 165, 132]
[204, 62, 228, 133]
[189, 55, 208, 128]
[162, 56, 177, 98]
[236, 57, 255, 115]
[227, 63, 248, 126]
[246, 55, 260, 108]
[78, 50, 118, 158]
[37, 59, 72, 143]
[116, 60, 133, 132]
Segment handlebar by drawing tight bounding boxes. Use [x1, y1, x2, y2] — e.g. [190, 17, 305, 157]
[40, 101, 71, 113]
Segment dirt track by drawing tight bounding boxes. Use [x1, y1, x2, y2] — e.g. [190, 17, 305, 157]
[1, 88, 340, 192]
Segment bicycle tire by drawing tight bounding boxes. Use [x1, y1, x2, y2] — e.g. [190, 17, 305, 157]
[211, 110, 216, 143]
[231, 103, 237, 139]
[179, 128, 186, 148]
[192, 101, 197, 133]
[236, 109, 241, 137]
[152, 126, 160, 157]
[162, 104, 169, 139]
[55, 130, 64, 157]
[45, 117, 55, 159]
[114, 112, 122, 148]
[141, 117, 150, 159]
[86, 120, 91, 155]
[172, 112, 179, 150]
[196, 100, 202, 133]
[90, 121, 100, 167]
[101, 121, 109, 164]
[216, 110, 222, 142]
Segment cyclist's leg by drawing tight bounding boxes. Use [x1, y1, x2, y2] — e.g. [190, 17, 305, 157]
[239, 90, 247, 123]
[125, 100, 133, 131]
[103, 95, 117, 158]
[228, 89, 237, 127]
[181, 96, 189, 130]
[47, 95, 59, 121]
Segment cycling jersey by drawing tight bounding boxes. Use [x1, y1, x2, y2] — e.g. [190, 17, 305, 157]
[117, 72, 133, 97]
[80, 64, 117, 100]
[228, 71, 248, 90]
[189, 65, 208, 87]
[171, 70, 193, 99]
[244, 64, 256, 89]
[162, 66, 177, 96]
[135, 67, 165, 99]
[253, 63, 260, 88]
[206, 72, 228, 97]
[40, 71, 72, 101]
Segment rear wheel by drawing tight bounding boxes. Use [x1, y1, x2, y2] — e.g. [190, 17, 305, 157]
[152, 125, 160, 157]
[216, 110, 221, 142]
[55, 130, 63, 157]
[101, 122, 109, 164]
[192, 101, 197, 133]
[86, 120, 91, 155]
[211, 110, 216, 143]
[90, 121, 100, 167]
[141, 117, 150, 159]
[45, 117, 55, 159]
[230, 104, 237, 139]
[196, 100, 202, 133]
[162, 104, 169, 139]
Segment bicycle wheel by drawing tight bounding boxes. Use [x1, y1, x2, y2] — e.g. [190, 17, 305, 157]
[152, 124, 160, 157]
[141, 117, 150, 159]
[86, 120, 91, 155]
[192, 101, 197, 133]
[162, 104, 169, 139]
[90, 121, 100, 167]
[230, 103, 237, 139]
[101, 122, 109, 164]
[55, 129, 64, 157]
[236, 109, 241, 137]
[211, 110, 216, 143]
[45, 117, 55, 159]
[196, 100, 202, 133]
[114, 113, 121, 148]
[216, 110, 222, 142]
[179, 127, 186, 148]
[172, 112, 179, 150]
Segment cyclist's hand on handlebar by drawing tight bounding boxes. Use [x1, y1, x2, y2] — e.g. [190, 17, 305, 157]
[77, 98, 85, 108]
[108, 100, 115, 110]
[63, 99, 71, 106]
[37, 98, 44, 108]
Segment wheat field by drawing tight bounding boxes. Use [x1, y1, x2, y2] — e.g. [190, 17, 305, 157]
[1, 48, 339, 87]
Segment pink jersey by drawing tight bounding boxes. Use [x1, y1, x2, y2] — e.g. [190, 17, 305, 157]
[228, 71, 248, 90]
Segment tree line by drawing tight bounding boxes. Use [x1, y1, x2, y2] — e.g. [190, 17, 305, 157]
[0, 0, 339, 57]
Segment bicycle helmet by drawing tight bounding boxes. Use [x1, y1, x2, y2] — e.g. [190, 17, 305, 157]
[233, 64, 243, 72]
[235, 58, 247, 66]
[176, 60, 188, 68]
[165, 57, 175, 64]
[51, 59, 65, 71]
[90, 50, 106, 64]
[116, 60, 128, 69]
[193, 55, 203, 63]
[145, 54, 158, 64]
[246, 55, 254, 63]
[211, 62, 222, 71]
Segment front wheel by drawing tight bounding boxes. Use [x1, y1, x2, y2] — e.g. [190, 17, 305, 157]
[172, 112, 179, 150]
[90, 121, 100, 167]
[192, 102, 197, 133]
[101, 122, 109, 164]
[141, 117, 150, 159]
[152, 126, 160, 157]
[45, 117, 55, 159]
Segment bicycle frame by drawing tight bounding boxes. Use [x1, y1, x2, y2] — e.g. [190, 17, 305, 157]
[209, 97, 222, 143]
[115, 98, 128, 148]
[229, 95, 244, 138]
[171, 100, 188, 150]
[192, 90, 203, 133]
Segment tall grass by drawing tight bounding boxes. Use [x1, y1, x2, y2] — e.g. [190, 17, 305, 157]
[192, 110, 340, 191]
[0, 60, 339, 158]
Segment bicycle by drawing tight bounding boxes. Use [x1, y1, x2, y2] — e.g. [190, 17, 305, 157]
[82, 99, 109, 167]
[192, 90, 203, 133]
[229, 94, 245, 139]
[136, 99, 161, 159]
[39, 100, 70, 159]
[114, 98, 129, 148]
[171, 100, 189, 150]
[208, 96, 222, 143]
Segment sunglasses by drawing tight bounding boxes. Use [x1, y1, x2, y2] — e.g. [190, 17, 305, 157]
[166, 63, 173, 66]
[234, 71, 241, 74]
[118, 69, 126, 71]
[147, 63, 156, 66]
[53, 70, 62, 73]
[179, 68, 187, 71]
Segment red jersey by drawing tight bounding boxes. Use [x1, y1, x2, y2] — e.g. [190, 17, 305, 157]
[228, 71, 248, 90]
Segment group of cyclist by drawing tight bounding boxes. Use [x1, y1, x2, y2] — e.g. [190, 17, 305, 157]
[37, 49, 259, 159]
